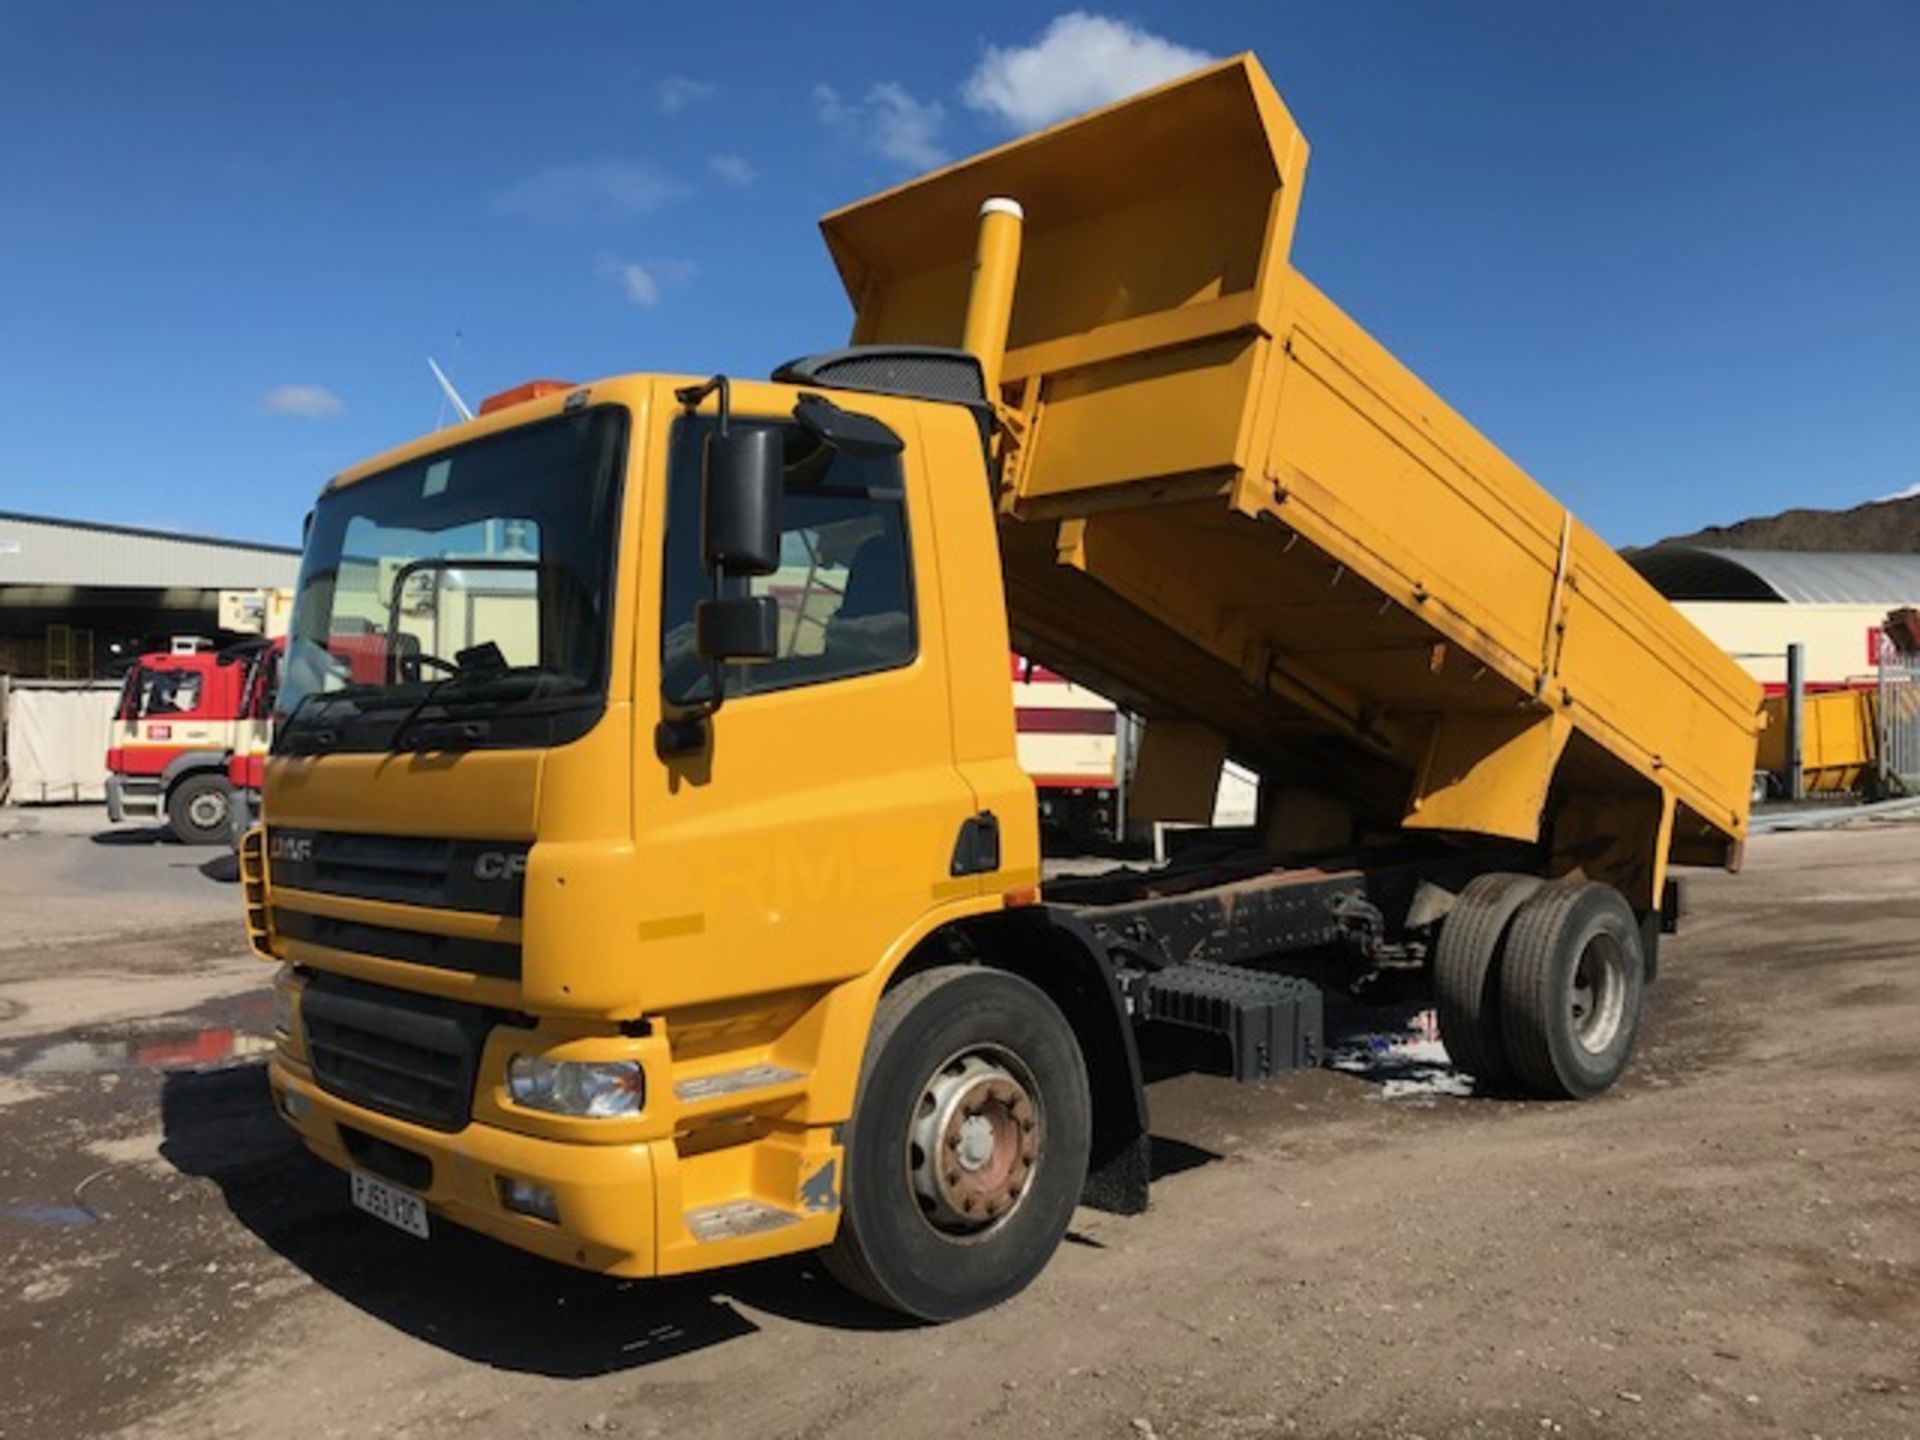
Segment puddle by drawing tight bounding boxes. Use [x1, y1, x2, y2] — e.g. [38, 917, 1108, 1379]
[4, 1203, 100, 1228]
[12, 1027, 275, 1076]
[1326, 1007, 1476, 1100]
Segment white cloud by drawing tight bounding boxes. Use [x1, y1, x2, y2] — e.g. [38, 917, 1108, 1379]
[263, 384, 343, 418]
[813, 81, 947, 170]
[655, 75, 715, 115]
[597, 256, 696, 308]
[1879, 482, 1920, 501]
[490, 160, 684, 223]
[961, 12, 1214, 131]
[607, 261, 660, 307]
[708, 153, 756, 187]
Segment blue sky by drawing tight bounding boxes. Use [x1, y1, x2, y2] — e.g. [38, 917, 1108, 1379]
[2, 2, 1916, 548]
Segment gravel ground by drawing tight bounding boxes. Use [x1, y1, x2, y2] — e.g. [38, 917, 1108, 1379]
[1, 811, 1916, 1439]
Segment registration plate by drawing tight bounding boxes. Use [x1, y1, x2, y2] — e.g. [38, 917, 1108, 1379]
[350, 1170, 430, 1239]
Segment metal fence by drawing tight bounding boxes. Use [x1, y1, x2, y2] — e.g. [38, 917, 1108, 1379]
[1877, 638, 1920, 797]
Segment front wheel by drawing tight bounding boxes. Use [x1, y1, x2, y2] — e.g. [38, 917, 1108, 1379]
[167, 773, 233, 846]
[824, 965, 1091, 1321]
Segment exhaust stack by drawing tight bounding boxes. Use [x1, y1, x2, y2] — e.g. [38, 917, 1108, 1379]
[960, 197, 1024, 403]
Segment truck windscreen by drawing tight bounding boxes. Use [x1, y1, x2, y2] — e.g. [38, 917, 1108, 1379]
[275, 406, 627, 754]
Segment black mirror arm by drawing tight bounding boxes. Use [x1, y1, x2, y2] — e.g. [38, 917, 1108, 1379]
[656, 650, 726, 761]
[655, 576, 731, 764]
[655, 376, 742, 761]
[675, 374, 732, 435]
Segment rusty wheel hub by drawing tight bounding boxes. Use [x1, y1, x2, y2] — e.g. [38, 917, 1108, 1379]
[909, 1051, 1042, 1235]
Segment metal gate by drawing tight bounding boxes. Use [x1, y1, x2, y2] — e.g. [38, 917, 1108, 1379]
[1877, 637, 1920, 796]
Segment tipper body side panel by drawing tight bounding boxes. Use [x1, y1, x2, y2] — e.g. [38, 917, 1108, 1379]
[820, 55, 1759, 891]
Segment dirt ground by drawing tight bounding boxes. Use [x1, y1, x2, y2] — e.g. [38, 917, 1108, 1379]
[1, 806, 1917, 1439]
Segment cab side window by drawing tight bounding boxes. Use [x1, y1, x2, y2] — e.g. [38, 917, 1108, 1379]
[142, 670, 204, 715]
[661, 418, 915, 705]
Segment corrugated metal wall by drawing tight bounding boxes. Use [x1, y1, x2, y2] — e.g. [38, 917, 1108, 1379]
[0, 513, 300, 590]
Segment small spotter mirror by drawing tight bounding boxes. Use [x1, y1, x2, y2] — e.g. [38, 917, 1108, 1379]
[695, 595, 779, 664]
[793, 392, 904, 458]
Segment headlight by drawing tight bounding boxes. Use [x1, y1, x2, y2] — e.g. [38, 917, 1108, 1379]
[507, 1056, 645, 1118]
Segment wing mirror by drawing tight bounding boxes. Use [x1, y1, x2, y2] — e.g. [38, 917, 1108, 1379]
[701, 426, 783, 578]
[695, 425, 783, 665]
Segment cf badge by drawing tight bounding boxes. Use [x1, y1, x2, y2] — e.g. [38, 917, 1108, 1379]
[474, 852, 528, 882]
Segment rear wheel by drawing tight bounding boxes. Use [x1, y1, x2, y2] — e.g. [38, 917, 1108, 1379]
[167, 773, 233, 846]
[1432, 871, 1542, 1087]
[1499, 881, 1645, 1099]
[824, 965, 1091, 1321]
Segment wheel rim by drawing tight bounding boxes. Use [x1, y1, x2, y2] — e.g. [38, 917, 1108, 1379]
[906, 1045, 1043, 1239]
[1569, 932, 1629, 1054]
[186, 791, 227, 830]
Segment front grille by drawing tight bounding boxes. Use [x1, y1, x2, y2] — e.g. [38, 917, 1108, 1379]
[274, 908, 520, 981]
[267, 828, 529, 917]
[301, 974, 493, 1131]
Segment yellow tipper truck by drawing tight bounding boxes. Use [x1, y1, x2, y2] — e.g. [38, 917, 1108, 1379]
[247, 56, 1760, 1319]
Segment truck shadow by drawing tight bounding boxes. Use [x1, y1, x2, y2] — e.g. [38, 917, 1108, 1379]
[83, 820, 239, 880]
[197, 851, 241, 883]
[157, 1064, 913, 1379]
[89, 825, 178, 846]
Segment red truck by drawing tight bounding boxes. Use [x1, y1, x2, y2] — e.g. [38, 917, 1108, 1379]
[106, 638, 278, 844]
[228, 629, 430, 840]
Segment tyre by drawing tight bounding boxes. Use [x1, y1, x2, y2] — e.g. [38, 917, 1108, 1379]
[166, 773, 233, 846]
[824, 965, 1092, 1321]
[1498, 880, 1645, 1100]
[1432, 871, 1542, 1086]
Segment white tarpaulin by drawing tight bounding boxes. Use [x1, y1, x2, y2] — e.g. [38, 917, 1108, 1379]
[2, 682, 119, 803]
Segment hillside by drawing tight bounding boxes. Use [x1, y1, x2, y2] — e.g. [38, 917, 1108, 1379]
[1655, 492, 1920, 552]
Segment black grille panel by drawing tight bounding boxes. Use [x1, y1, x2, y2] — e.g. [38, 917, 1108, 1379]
[302, 975, 492, 1132]
[267, 828, 529, 917]
[339, 1125, 434, 1189]
[274, 908, 520, 981]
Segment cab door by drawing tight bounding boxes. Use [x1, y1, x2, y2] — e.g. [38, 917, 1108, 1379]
[138, 662, 222, 750]
[630, 382, 981, 1014]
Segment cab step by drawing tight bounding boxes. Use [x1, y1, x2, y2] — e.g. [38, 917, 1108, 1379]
[672, 1062, 804, 1104]
[1139, 961, 1324, 1081]
[685, 1200, 803, 1244]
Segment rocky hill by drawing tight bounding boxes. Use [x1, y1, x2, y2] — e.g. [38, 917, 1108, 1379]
[1655, 492, 1920, 552]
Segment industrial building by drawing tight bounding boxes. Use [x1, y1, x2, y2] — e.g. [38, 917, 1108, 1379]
[0, 511, 300, 679]
[0, 512, 300, 803]
[1630, 547, 1920, 691]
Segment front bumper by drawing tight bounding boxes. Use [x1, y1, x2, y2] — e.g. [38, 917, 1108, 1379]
[106, 773, 161, 822]
[270, 1054, 661, 1274]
